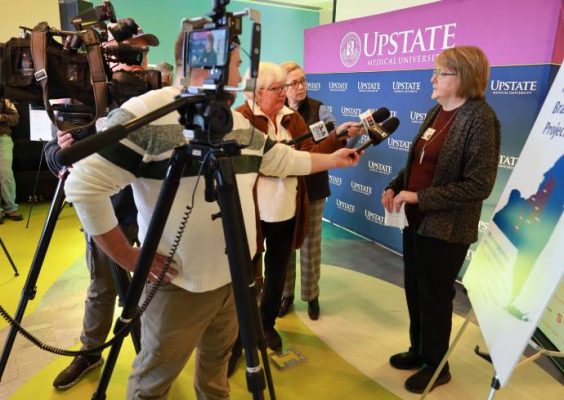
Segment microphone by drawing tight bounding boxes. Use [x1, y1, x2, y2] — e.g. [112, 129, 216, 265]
[340, 107, 390, 138]
[287, 107, 391, 146]
[355, 117, 400, 154]
[286, 121, 335, 146]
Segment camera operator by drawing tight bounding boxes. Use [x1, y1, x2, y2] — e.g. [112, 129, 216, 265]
[43, 21, 160, 390]
[0, 98, 22, 223]
[63, 27, 362, 399]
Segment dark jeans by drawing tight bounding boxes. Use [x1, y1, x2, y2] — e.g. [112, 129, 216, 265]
[403, 225, 469, 367]
[259, 217, 295, 330]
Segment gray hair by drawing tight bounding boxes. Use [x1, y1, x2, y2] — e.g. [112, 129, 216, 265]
[243, 61, 287, 102]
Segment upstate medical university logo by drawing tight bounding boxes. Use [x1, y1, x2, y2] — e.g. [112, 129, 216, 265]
[490, 80, 538, 95]
[365, 209, 385, 225]
[340, 32, 362, 67]
[328, 175, 343, 186]
[393, 81, 422, 94]
[329, 82, 348, 92]
[368, 160, 392, 175]
[307, 82, 321, 92]
[499, 154, 519, 170]
[336, 198, 356, 213]
[388, 138, 412, 152]
[351, 181, 372, 196]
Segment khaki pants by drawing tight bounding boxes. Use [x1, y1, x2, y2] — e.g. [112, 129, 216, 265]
[127, 283, 238, 400]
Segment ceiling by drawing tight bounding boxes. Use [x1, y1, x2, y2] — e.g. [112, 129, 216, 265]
[248, 0, 333, 11]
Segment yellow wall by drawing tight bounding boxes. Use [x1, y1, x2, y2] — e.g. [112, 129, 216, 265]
[0, 0, 60, 42]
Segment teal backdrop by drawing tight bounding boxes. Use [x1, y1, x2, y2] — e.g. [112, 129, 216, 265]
[111, 0, 319, 88]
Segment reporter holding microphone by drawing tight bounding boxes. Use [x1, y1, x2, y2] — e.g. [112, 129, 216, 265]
[381, 46, 500, 393]
[278, 61, 359, 320]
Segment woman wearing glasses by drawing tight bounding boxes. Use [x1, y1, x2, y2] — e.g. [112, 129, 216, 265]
[236, 62, 361, 352]
[381, 46, 500, 393]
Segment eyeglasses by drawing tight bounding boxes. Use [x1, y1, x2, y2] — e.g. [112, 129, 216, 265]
[433, 68, 457, 77]
[263, 85, 287, 94]
[285, 78, 306, 89]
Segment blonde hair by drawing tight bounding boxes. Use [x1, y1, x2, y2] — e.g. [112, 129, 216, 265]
[280, 61, 303, 75]
[436, 46, 490, 99]
[243, 61, 287, 102]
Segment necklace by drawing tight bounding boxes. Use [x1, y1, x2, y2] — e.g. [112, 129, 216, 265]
[418, 107, 459, 165]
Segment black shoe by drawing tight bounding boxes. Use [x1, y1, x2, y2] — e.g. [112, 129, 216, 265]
[389, 350, 424, 370]
[53, 355, 103, 390]
[278, 296, 294, 317]
[307, 297, 320, 320]
[405, 364, 451, 394]
[227, 339, 243, 377]
[4, 211, 23, 221]
[264, 328, 282, 351]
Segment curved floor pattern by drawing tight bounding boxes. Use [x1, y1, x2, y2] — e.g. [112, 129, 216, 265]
[0, 205, 561, 399]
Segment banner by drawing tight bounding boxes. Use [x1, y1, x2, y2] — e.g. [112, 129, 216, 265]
[463, 63, 564, 386]
[304, 0, 562, 257]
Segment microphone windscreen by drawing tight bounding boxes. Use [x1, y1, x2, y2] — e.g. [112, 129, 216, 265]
[381, 117, 400, 134]
[372, 107, 391, 123]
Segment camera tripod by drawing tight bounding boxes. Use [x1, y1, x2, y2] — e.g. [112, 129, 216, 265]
[53, 93, 275, 399]
[0, 168, 141, 380]
[0, 236, 19, 276]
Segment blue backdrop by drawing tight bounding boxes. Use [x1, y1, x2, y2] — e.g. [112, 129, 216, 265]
[309, 64, 557, 266]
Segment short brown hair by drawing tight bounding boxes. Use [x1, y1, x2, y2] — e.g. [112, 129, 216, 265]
[436, 46, 490, 99]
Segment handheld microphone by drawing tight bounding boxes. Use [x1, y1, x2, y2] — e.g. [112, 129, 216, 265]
[355, 117, 400, 154]
[286, 121, 335, 146]
[340, 107, 391, 138]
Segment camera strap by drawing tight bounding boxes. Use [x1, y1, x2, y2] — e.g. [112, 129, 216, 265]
[30, 23, 108, 133]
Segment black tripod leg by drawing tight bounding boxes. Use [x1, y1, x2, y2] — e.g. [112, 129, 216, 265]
[108, 261, 141, 353]
[0, 176, 66, 381]
[92, 149, 188, 400]
[0, 238, 19, 276]
[213, 157, 268, 400]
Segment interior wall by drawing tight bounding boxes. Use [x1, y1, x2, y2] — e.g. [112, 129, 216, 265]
[109, 0, 319, 74]
[334, 0, 440, 21]
[0, 0, 60, 42]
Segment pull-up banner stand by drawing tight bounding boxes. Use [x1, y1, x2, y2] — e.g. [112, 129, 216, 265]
[463, 62, 564, 387]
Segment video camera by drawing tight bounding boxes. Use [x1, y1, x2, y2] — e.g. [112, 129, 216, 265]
[0, 0, 161, 131]
[177, 0, 261, 146]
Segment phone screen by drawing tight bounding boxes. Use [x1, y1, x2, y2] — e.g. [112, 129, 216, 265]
[187, 28, 228, 68]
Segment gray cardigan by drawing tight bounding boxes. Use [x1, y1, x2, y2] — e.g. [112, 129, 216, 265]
[387, 98, 501, 244]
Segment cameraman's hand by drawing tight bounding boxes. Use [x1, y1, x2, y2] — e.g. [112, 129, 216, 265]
[336, 121, 364, 138]
[57, 130, 75, 149]
[127, 247, 179, 285]
[94, 226, 179, 285]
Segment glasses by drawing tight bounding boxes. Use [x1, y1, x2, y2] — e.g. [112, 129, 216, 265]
[285, 78, 306, 89]
[433, 68, 457, 77]
[263, 85, 287, 94]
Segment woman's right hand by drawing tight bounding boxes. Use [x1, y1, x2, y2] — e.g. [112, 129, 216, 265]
[57, 130, 75, 149]
[381, 188, 395, 213]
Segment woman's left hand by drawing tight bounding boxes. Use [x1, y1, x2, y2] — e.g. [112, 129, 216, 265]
[392, 190, 418, 212]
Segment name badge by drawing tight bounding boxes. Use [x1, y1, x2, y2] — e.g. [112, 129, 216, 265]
[421, 127, 436, 141]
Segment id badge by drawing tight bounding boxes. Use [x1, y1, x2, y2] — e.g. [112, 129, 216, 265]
[421, 127, 436, 141]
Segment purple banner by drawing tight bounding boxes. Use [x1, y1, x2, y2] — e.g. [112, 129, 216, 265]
[305, 0, 563, 73]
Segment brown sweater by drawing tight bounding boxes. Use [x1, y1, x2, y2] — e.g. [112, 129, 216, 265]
[0, 99, 20, 135]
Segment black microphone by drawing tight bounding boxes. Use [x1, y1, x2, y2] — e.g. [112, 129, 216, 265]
[355, 117, 400, 154]
[340, 107, 391, 138]
[286, 121, 335, 146]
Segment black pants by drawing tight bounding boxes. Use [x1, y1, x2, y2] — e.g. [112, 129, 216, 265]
[403, 225, 469, 367]
[259, 217, 295, 330]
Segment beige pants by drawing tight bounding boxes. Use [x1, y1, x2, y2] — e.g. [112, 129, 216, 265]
[127, 283, 238, 399]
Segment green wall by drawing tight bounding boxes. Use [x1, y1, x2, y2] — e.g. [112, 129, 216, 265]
[110, 0, 319, 74]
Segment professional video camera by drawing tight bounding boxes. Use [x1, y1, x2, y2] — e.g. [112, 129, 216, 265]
[0, 0, 161, 131]
[176, 0, 261, 147]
